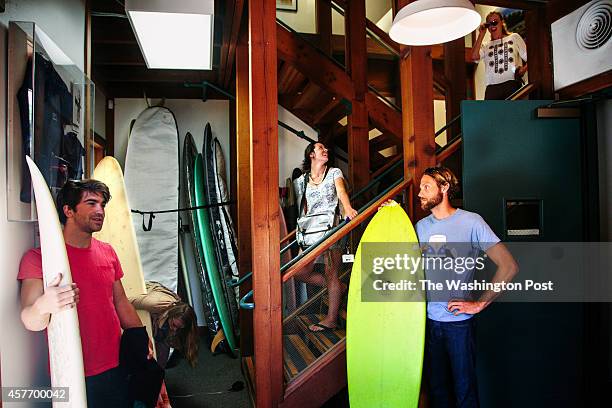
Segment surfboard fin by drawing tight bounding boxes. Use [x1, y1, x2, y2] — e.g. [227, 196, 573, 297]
[211, 330, 226, 353]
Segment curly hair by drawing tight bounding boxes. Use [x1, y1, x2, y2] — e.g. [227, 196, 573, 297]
[423, 166, 460, 199]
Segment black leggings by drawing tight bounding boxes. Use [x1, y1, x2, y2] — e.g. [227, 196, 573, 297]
[484, 79, 522, 100]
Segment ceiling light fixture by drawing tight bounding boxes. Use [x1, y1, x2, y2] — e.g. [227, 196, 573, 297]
[389, 0, 481, 46]
[125, 0, 214, 70]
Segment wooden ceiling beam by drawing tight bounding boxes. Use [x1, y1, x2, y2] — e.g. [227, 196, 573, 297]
[365, 92, 402, 141]
[292, 82, 327, 110]
[103, 83, 229, 99]
[92, 43, 145, 66]
[94, 67, 216, 83]
[218, 0, 245, 89]
[474, 0, 542, 10]
[277, 22, 354, 101]
[312, 97, 341, 125]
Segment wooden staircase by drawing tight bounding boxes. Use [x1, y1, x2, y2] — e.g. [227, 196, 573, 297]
[276, 20, 404, 174]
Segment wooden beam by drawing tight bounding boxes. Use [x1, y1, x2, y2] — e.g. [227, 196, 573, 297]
[430, 44, 475, 63]
[346, 0, 370, 190]
[249, 1, 283, 407]
[92, 43, 145, 66]
[316, 0, 333, 56]
[277, 22, 354, 101]
[444, 37, 466, 140]
[94, 67, 217, 83]
[85, 0, 93, 177]
[557, 70, 612, 99]
[219, 0, 245, 89]
[103, 83, 229, 99]
[397, 0, 436, 220]
[280, 341, 347, 408]
[236, 22, 253, 357]
[471, 0, 541, 9]
[365, 92, 402, 140]
[366, 19, 400, 54]
[525, 6, 553, 99]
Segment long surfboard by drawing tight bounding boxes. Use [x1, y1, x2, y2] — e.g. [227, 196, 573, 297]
[212, 136, 240, 302]
[346, 201, 425, 408]
[92, 156, 155, 355]
[194, 153, 237, 355]
[124, 107, 179, 292]
[25, 156, 87, 407]
[183, 132, 224, 350]
[202, 124, 239, 340]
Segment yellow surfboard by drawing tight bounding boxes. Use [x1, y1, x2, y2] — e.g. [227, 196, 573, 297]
[93, 156, 155, 353]
[346, 200, 426, 408]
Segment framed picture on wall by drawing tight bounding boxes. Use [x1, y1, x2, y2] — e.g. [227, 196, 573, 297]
[276, 0, 297, 12]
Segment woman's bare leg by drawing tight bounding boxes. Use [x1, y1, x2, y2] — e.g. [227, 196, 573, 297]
[310, 250, 345, 330]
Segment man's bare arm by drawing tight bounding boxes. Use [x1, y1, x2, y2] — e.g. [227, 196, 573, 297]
[448, 243, 518, 315]
[20, 274, 79, 331]
[113, 280, 143, 329]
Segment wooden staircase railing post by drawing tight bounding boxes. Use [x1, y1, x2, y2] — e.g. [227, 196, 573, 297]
[249, 0, 283, 406]
[236, 20, 254, 358]
[345, 0, 370, 192]
[396, 0, 437, 220]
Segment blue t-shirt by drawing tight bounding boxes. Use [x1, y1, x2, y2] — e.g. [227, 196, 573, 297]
[416, 209, 500, 322]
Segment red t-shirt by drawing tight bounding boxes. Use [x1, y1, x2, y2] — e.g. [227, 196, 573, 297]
[18, 238, 124, 377]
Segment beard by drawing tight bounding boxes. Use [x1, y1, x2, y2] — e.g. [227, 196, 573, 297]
[420, 191, 443, 211]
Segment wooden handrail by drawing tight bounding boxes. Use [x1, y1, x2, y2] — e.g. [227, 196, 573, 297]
[365, 19, 400, 54]
[509, 82, 537, 100]
[282, 178, 411, 283]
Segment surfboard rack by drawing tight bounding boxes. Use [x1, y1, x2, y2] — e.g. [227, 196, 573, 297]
[240, 289, 254, 310]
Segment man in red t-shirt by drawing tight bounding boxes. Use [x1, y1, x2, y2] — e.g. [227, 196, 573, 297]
[18, 179, 144, 408]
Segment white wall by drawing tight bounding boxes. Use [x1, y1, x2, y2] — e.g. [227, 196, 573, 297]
[278, 106, 316, 185]
[113, 98, 231, 188]
[0, 0, 85, 400]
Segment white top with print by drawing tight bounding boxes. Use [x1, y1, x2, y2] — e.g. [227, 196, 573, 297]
[478, 33, 527, 86]
[294, 167, 343, 216]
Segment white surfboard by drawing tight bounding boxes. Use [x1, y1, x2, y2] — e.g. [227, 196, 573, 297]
[25, 156, 87, 407]
[124, 107, 180, 292]
[93, 156, 155, 355]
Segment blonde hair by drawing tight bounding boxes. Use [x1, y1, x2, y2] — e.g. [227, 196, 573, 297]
[486, 11, 511, 37]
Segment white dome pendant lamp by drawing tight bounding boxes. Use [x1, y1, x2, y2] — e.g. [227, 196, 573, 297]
[389, 0, 481, 46]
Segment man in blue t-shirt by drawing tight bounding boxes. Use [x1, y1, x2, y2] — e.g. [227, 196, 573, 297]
[415, 166, 518, 408]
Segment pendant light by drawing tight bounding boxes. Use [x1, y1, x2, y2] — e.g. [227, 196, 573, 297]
[389, 0, 481, 46]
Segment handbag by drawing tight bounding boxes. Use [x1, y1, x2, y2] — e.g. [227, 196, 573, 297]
[295, 169, 337, 248]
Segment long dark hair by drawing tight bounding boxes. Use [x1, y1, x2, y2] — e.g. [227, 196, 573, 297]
[165, 303, 199, 367]
[302, 142, 317, 173]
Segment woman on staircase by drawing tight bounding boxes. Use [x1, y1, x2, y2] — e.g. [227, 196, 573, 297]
[293, 142, 358, 332]
[471, 10, 528, 100]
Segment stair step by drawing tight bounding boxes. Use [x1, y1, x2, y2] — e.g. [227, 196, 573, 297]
[283, 333, 322, 380]
[296, 314, 346, 352]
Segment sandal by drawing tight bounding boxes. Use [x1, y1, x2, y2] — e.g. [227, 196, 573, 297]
[308, 322, 337, 333]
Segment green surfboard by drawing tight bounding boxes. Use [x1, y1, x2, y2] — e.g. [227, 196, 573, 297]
[346, 201, 425, 407]
[194, 154, 237, 355]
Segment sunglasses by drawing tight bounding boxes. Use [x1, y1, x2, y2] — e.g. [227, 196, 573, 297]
[485, 20, 499, 28]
